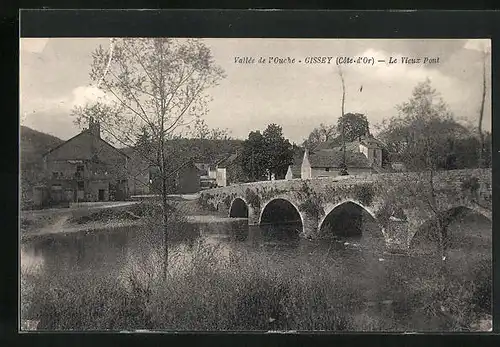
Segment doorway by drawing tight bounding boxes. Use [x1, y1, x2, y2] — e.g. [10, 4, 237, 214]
[98, 189, 105, 201]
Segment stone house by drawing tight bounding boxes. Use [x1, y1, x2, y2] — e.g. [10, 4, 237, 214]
[315, 135, 385, 168]
[300, 149, 374, 179]
[195, 161, 228, 189]
[42, 118, 130, 203]
[285, 134, 388, 180]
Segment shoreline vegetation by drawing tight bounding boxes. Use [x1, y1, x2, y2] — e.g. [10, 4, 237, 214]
[21, 240, 491, 332]
[20, 198, 492, 332]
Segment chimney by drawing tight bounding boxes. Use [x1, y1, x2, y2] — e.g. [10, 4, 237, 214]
[89, 117, 101, 139]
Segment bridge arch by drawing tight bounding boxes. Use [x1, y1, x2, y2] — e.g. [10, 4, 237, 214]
[409, 205, 492, 253]
[229, 197, 249, 218]
[319, 199, 385, 240]
[259, 197, 304, 234]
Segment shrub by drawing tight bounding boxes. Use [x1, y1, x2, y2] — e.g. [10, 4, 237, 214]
[461, 176, 480, 195]
[353, 184, 375, 206]
[299, 197, 323, 220]
[245, 188, 261, 209]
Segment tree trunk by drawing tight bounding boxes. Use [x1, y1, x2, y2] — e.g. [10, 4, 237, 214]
[161, 148, 169, 279]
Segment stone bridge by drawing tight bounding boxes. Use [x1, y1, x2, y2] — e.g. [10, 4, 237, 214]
[198, 169, 492, 252]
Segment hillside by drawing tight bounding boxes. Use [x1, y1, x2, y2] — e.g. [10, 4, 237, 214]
[20, 126, 64, 165]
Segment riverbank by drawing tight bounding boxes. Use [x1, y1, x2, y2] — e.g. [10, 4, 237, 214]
[19, 197, 224, 237]
[21, 237, 491, 331]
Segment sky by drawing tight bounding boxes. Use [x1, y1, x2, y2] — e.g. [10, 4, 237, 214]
[20, 38, 491, 144]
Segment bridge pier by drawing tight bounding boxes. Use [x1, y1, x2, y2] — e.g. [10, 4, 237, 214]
[383, 218, 410, 253]
[301, 214, 319, 239]
[247, 207, 260, 226]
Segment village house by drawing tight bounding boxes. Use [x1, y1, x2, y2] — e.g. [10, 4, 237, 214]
[41, 118, 129, 204]
[195, 161, 228, 190]
[286, 135, 388, 180]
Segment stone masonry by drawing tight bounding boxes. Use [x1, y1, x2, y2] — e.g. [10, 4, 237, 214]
[199, 169, 492, 252]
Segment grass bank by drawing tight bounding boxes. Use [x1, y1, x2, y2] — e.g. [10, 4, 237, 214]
[21, 237, 491, 331]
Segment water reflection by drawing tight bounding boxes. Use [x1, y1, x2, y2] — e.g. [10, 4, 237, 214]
[20, 212, 491, 286]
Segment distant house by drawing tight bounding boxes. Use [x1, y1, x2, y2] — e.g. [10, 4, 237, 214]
[290, 134, 390, 180]
[285, 164, 302, 180]
[172, 161, 201, 194]
[300, 148, 374, 179]
[42, 118, 130, 204]
[317, 135, 385, 168]
[195, 163, 217, 190]
[195, 160, 229, 189]
[216, 152, 241, 185]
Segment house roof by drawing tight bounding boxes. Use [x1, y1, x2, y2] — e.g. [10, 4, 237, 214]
[308, 149, 370, 168]
[43, 129, 130, 159]
[289, 164, 301, 177]
[214, 152, 239, 168]
[360, 136, 385, 148]
[314, 135, 385, 152]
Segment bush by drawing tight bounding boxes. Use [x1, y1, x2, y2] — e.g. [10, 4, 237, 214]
[245, 189, 261, 209]
[461, 176, 480, 195]
[353, 184, 375, 206]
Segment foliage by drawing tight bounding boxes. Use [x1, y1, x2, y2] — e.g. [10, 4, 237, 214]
[240, 131, 268, 182]
[337, 113, 370, 142]
[298, 181, 323, 219]
[223, 193, 236, 209]
[263, 124, 295, 180]
[377, 78, 485, 171]
[461, 176, 480, 195]
[245, 188, 261, 209]
[241, 124, 294, 182]
[259, 187, 288, 202]
[352, 184, 375, 206]
[197, 193, 217, 211]
[303, 123, 337, 150]
[299, 198, 323, 220]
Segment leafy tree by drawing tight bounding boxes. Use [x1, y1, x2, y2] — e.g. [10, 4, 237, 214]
[378, 79, 471, 171]
[71, 38, 225, 277]
[303, 123, 337, 150]
[262, 124, 294, 180]
[337, 112, 370, 143]
[241, 131, 268, 182]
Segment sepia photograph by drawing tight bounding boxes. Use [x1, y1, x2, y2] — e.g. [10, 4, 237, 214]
[20, 37, 492, 332]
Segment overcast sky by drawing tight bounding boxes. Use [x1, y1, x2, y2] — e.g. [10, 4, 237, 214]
[20, 38, 491, 144]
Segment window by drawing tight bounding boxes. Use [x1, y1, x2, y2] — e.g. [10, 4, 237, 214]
[77, 181, 84, 190]
[325, 168, 330, 172]
[76, 165, 84, 172]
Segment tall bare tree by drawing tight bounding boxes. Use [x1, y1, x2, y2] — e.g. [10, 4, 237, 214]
[337, 66, 348, 176]
[72, 38, 225, 277]
[478, 47, 488, 168]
